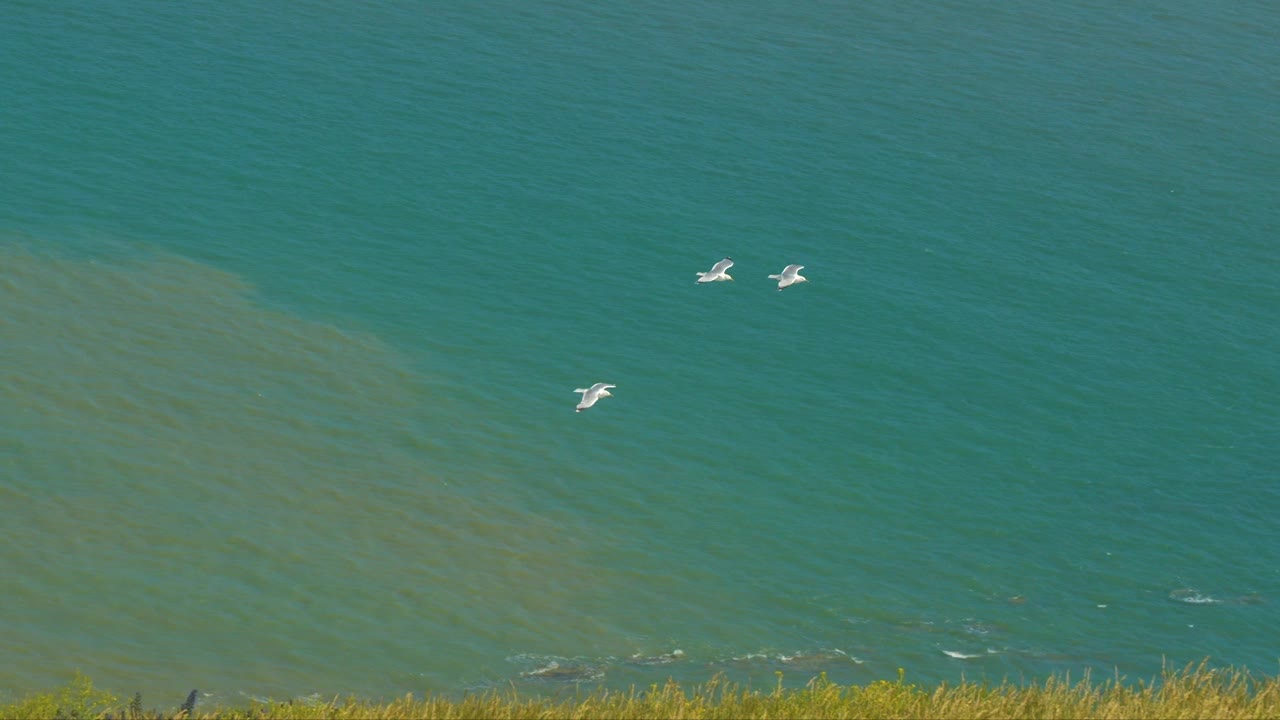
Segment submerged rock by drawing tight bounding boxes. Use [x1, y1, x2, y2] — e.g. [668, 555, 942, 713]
[519, 661, 605, 682]
[777, 649, 860, 669]
[710, 648, 861, 672]
[1170, 588, 1266, 606]
[627, 649, 686, 666]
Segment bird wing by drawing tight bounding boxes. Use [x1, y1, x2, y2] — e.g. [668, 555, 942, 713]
[782, 265, 803, 278]
[710, 258, 734, 274]
[591, 383, 616, 392]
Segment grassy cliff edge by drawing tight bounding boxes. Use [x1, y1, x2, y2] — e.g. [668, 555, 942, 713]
[4, 663, 1279, 719]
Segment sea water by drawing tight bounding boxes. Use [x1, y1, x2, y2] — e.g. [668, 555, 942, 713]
[2, 0, 1277, 705]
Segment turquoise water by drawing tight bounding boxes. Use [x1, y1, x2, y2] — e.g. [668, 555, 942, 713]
[3, 0, 1278, 705]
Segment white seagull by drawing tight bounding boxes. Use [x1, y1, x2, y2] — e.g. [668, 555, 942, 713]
[695, 257, 734, 283]
[768, 264, 807, 291]
[574, 383, 616, 412]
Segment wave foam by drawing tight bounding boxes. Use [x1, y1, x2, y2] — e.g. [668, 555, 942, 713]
[1169, 589, 1221, 604]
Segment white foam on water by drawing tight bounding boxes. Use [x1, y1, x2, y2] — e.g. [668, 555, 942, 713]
[1170, 589, 1221, 604]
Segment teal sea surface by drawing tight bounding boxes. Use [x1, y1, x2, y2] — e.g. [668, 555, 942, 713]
[2, 0, 1278, 704]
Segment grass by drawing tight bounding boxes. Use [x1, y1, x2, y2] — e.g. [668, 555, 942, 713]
[4, 662, 1279, 719]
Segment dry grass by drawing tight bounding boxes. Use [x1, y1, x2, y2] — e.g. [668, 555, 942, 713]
[5, 662, 1279, 719]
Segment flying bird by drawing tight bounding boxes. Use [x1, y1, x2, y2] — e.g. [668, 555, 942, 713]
[768, 264, 807, 290]
[574, 383, 616, 412]
[695, 257, 734, 283]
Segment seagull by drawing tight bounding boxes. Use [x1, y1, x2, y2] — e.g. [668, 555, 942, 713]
[695, 257, 734, 283]
[768, 264, 807, 291]
[574, 383, 616, 412]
